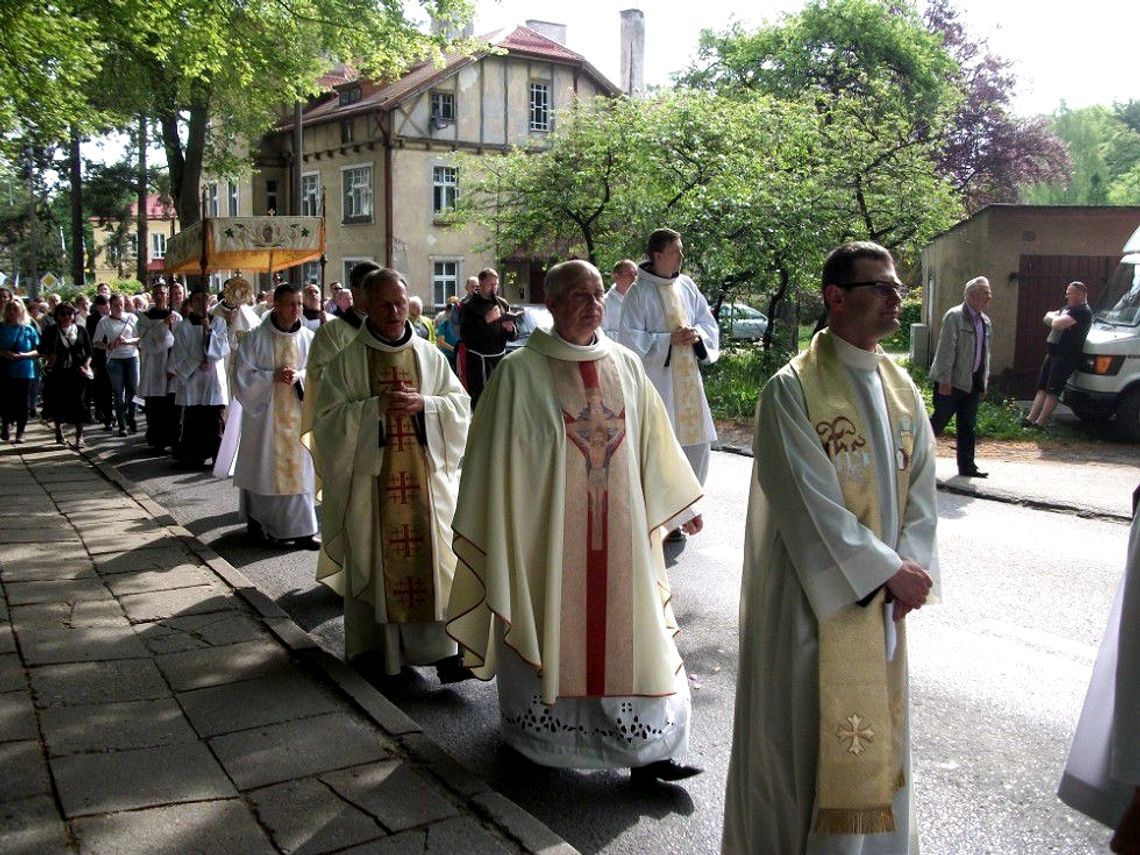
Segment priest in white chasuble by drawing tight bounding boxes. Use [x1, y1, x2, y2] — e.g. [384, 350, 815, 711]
[232, 284, 318, 549]
[313, 268, 471, 680]
[722, 242, 939, 855]
[446, 259, 706, 783]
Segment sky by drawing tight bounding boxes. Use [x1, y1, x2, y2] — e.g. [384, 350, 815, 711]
[470, 0, 1139, 117]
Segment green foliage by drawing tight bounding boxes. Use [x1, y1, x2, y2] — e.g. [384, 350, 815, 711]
[704, 344, 797, 421]
[879, 287, 923, 352]
[1022, 102, 1140, 205]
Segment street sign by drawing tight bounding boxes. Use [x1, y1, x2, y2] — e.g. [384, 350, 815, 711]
[40, 272, 58, 290]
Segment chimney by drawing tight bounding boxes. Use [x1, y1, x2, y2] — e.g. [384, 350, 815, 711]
[620, 9, 645, 98]
[431, 15, 474, 41]
[525, 19, 567, 45]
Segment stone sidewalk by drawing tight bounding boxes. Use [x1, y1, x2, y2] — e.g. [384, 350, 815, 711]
[0, 425, 573, 855]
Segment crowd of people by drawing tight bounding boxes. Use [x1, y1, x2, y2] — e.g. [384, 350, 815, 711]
[3, 230, 1133, 855]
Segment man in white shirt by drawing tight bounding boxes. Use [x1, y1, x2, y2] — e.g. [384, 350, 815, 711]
[601, 258, 637, 339]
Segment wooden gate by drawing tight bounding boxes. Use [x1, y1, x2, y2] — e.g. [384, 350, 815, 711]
[1011, 254, 1117, 395]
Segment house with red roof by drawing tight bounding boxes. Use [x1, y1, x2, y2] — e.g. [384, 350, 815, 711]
[207, 21, 621, 306]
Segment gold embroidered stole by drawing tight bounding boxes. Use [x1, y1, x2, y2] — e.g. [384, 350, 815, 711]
[271, 332, 304, 494]
[658, 282, 704, 446]
[791, 330, 918, 835]
[550, 354, 636, 697]
[368, 346, 436, 623]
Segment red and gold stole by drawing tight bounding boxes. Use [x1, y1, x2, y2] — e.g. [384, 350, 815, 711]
[549, 354, 636, 698]
[368, 346, 435, 623]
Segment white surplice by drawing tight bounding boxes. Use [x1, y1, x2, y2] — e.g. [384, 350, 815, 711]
[136, 310, 181, 397]
[170, 315, 230, 407]
[723, 336, 939, 855]
[313, 323, 469, 669]
[1059, 507, 1140, 828]
[446, 328, 703, 769]
[601, 284, 625, 339]
[210, 302, 261, 480]
[618, 268, 719, 483]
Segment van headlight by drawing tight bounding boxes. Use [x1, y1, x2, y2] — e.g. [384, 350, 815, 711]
[1080, 354, 1124, 375]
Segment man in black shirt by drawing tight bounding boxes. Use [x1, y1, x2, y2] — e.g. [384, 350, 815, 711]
[1024, 281, 1094, 429]
[458, 267, 517, 408]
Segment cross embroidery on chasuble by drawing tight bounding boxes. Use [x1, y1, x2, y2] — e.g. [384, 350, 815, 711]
[550, 356, 636, 698]
[368, 347, 435, 623]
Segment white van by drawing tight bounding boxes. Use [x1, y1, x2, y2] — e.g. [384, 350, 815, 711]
[1064, 224, 1140, 441]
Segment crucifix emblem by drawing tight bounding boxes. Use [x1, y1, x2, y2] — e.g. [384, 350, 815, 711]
[376, 365, 411, 389]
[387, 523, 424, 558]
[563, 375, 626, 551]
[392, 575, 430, 609]
[837, 714, 875, 756]
[387, 417, 419, 452]
[385, 471, 420, 504]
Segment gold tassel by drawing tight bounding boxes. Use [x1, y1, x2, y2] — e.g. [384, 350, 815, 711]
[813, 808, 897, 836]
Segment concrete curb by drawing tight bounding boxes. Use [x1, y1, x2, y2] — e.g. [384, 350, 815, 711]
[77, 441, 575, 855]
[710, 441, 1133, 524]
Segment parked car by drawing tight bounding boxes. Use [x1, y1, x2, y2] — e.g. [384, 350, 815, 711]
[718, 302, 769, 341]
[506, 304, 553, 351]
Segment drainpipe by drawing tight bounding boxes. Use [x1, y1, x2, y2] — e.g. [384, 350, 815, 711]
[381, 111, 394, 267]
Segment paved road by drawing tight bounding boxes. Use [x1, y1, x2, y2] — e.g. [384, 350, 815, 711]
[93, 433, 1129, 854]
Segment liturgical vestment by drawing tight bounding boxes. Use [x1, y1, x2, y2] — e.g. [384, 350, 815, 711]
[232, 316, 316, 541]
[446, 328, 702, 768]
[722, 332, 939, 855]
[314, 322, 469, 671]
[1059, 503, 1140, 829]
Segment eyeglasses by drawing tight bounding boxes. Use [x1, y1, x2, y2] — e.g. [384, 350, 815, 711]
[838, 280, 908, 299]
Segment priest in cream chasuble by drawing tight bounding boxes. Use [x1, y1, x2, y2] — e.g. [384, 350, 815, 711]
[232, 285, 317, 546]
[299, 263, 375, 587]
[314, 269, 470, 677]
[723, 243, 939, 855]
[447, 260, 706, 779]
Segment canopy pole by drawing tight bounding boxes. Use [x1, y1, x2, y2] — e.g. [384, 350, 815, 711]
[319, 187, 327, 298]
[198, 191, 208, 292]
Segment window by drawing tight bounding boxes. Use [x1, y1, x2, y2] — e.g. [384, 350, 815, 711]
[339, 85, 361, 107]
[127, 233, 138, 258]
[265, 179, 278, 214]
[432, 165, 458, 215]
[529, 82, 550, 132]
[301, 173, 320, 216]
[227, 180, 239, 216]
[150, 233, 167, 260]
[343, 257, 374, 285]
[432, 260, 459, 307]
[302, 261, 320, 287]
[341, 165, 372, 223]
[430, 91, 455, 127]
[206, 182, 219, 217]
[340, 119, 354, 145]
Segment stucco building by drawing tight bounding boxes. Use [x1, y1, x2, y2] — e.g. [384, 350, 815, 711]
[211, 21, 623, 307]
[920, 204, 1140, 394]
[90, 193, 179, 285]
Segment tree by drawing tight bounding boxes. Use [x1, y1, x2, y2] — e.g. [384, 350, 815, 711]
[681, 0, 962, 260]
[1, 0, 475, 227]
[923, 0, 1068, 210]
[1022, 104, 1140, 205]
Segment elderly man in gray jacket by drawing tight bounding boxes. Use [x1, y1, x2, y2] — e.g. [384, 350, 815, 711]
[930, 276, 993, 478]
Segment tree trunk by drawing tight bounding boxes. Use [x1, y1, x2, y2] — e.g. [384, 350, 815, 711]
[137, 116, 148, 285]
[290, 101, 303, 285]
[763, 265, 791, 351]
[70, 129, 84, 289]
[160, 81, 210, 228]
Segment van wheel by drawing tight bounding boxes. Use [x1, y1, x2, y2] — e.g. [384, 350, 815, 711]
[1117, 389, 1140, 442]
[1068, 398, 1110, 424]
